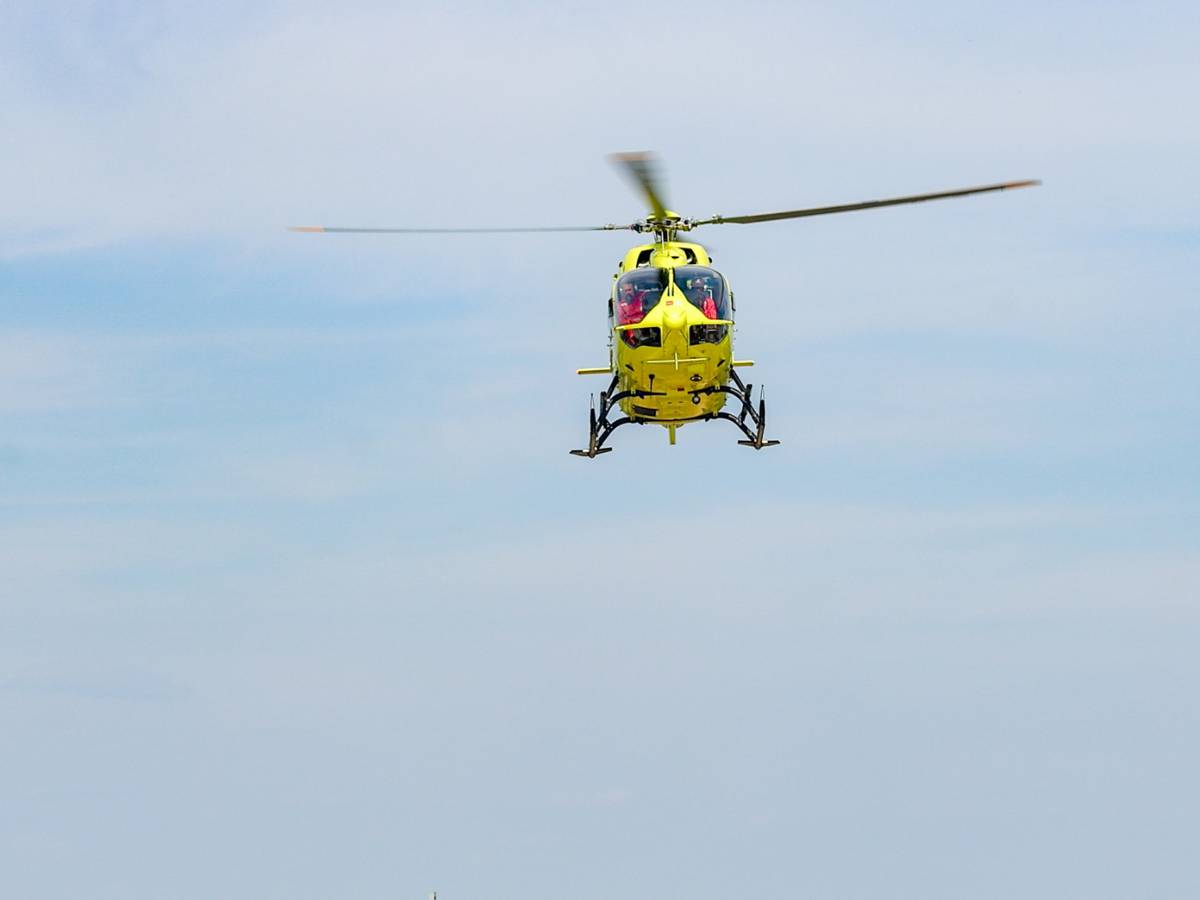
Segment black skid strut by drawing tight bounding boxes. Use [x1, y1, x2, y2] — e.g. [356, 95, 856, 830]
[727, 368, 781, 450]
[570, 371, 779, 457]
[569, 376, 654, 458]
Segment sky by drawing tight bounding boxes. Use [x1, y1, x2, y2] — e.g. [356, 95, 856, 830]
[2, 1, 1198, 898]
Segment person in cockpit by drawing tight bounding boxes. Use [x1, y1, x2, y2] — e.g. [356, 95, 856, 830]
[617, 280, 646, 325]
[687, 275, 718, 319]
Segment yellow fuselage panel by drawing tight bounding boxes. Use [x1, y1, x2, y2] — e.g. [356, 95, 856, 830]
[611, 241, 732, 425]
[617, 241, 712, 272]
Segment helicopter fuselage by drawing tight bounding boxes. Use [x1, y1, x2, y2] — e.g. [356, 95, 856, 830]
[598, 239, 745, 430]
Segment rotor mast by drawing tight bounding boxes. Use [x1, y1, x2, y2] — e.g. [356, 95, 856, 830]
[633, 211, 692, 244]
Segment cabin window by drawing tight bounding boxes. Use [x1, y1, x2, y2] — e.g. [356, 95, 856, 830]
[614, 268, 666, 325]
[689, 324, 729, 345]
[674, 266, 730, 320]
[620, 326, 661, 348]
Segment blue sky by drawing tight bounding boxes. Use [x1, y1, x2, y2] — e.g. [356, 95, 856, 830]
[2, 2, 1199, 898]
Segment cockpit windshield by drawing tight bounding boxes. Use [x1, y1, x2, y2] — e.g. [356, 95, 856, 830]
[674, 266, 729, 320]
[614, 269, 666, 325]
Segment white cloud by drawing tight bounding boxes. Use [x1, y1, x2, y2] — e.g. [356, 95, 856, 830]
[2, 1, 1196, 250]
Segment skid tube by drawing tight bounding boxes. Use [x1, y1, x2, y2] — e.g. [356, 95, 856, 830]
[570, 371, 780, 457]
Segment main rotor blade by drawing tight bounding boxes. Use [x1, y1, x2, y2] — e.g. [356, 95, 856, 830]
[610, 151, 670, 220]
[290, 223, 636, 234]
[692, 180, 1041, 226]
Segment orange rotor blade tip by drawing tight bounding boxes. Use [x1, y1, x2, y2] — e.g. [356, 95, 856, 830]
[289, 226, 325, 233]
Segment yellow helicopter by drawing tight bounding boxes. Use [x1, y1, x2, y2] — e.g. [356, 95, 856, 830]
[292, 153, 1038, 457]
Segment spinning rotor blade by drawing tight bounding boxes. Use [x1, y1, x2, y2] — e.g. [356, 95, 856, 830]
[610, 151, 671, 220]
[692, 180, 1041, 227]
[290, 223, 636, 234]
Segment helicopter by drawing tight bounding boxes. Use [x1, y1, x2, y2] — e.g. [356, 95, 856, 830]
[292, 153, 1038, 457]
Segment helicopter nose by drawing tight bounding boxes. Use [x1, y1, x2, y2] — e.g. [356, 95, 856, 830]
[662, 302, 688, 354]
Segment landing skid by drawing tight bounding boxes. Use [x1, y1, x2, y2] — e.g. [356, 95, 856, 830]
[570, 370, 780, 457]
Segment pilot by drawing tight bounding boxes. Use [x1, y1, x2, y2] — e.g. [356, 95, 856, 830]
[688, 276, 718, 319]
[617, 281, 646, 325]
